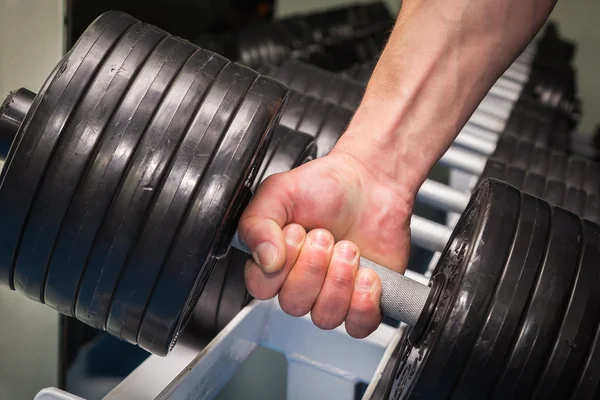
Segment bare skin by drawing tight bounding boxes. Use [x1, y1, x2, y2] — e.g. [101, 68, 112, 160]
[239, 0, 558, 338]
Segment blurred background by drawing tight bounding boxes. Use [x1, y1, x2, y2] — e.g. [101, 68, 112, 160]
[0, 0, 598, 399]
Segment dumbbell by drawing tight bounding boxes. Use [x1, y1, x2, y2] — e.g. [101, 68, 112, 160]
[195, 2, 393, 70]
[190, 125, 317, 338]
[268, 59, 577, 159]
[0, 11, 448, 356]
[386, 177, 600, 400]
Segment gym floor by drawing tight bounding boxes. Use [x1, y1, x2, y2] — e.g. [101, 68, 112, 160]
[0, 0, 598, 399]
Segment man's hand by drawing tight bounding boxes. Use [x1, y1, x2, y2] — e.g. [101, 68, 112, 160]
[239, 150, 413, 338]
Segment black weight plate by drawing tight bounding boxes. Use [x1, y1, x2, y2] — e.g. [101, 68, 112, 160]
[297, 96, 331, 138]
[279, 91, 312, 131]
[584, 194, 600, 225]
[315, 105, 353, 157]
[74, 54, 229, 330]
[490, 136, 517, 163]
[287, 62, 312, 95]
[190, 255, 229, 338]
[583, 160, 600, 196]
[503, 166, 526, 189]
[547, 150, 568, 182]
[562, 187, 586, 217]
[253, 126, 316, 190]
[522, 172, 546, 198]
[388, 179, 521, 399]
[303, 68, 334, 101]
[451, 193, 550, 400]
[14, 23, 164, 303]
[336, 77, 365, 111]
[50, 48, 224, 316]
[543, 180, 567, 208]
[479, 159, 507, 183]
[0, 12, 136, 289]
[322, 77, 355, 110]
[103, 62, 255, 343]
[137, 75, 288, 355]
[510, 141, 534, 170]
[566, 157, 587, 190]
[532, 219, 600, 399]
[216, 248, 253, 331]
[491, 207, 582, 399]
[528, 145, 550, 175]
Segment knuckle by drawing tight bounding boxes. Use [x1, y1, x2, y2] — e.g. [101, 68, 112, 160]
[327, 269, 355, 290]
[299, 257, 328, 278]
[279, 293, 310, 317]
[311, 312, 341, 330]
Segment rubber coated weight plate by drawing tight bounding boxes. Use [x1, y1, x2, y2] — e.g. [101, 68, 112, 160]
[217, 248, 253, 331]
[543, 180, 567, 208]
[451, 193, 550, 400]
[583, 161, 600, 195]
[314, 106, 353, 157]
[510, 141, 534, 170]
[190, 255, 229, 338]
[570, 226, 600, 399]
[279, 91, 312, 131]
[389, 179, 521, 400]
[479, 159, 507, 183]
[528, 146, 550, 175]
[253, 126, 316, 190]
[137, 74, 288, 355]
[584, 194, 600, 225]
[104, 62, 254, 343]
[566, 157, 587, 189]
[0, 12, 136, 289]
[285, 62, 311, 94]
[49, 38, 210, 316]
[335, 77, 365, 111]
[492, 207, 582, 399]
[297, 97, 331, 138]
[522, 172, 546, 198]
[532, 219, 600, 399]
[503, 166, 526, 189]
[547, 151, 568, 182]
[490, 136, 517, 163]
[75, 50, 227, 329]
[14, 23, 163, 303]
[562, 187, 586, 216]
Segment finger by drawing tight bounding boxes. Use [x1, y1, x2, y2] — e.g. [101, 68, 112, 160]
[345, 268, 382, 339]
[279, 229, 334, 317]
[311, 241, 359, 330]
[244, 224, 306, 300]
[238, 174, 294, 274]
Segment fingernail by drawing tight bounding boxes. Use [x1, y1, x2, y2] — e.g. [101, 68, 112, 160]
[335, 242, 357, 263]
[252, 242, 279, 273]
[310, 230, 332, 250]
[355, 271, 373, 292]
[285, 225, 304, 247]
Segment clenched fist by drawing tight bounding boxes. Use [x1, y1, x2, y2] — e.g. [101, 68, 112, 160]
[239, 150, 413, 338]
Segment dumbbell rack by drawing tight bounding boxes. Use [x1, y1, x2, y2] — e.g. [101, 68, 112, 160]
[2, 3, 589, 399]
[34, 290, 422, 400]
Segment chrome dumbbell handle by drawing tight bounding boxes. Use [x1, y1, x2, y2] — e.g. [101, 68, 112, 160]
[230, 232, 432, 326]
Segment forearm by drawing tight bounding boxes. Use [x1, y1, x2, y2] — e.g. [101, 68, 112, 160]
[333, 0, 557, 199]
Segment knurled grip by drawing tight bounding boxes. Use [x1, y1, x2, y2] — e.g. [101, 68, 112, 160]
[231, 232, 431, 326]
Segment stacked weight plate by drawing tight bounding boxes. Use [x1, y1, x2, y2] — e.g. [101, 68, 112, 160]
[388, 177, 600, 400]
[189, 125, 317, 337]
[194, 2, 393, 71]
[0, 11, 288, 356]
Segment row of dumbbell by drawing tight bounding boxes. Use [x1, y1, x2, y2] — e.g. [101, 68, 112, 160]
[188, 33, 592, 338]
[194, 1, 393, 71]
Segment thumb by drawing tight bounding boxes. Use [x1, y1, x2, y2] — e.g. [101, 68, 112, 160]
[238, 174, 292, 273]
